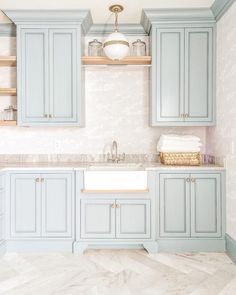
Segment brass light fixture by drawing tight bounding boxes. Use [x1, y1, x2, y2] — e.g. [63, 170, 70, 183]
[103, 4, 130, 60]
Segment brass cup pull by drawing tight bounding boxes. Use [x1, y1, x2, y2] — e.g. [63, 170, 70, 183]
[111, 204, 116, 209]
[185, 114, 189, 118]
[186, 177, 190, 182]
[191, 178, 195, 182]
[36, 178, 40, 182]
[49, 114, 52, 118]
[116, 204, 120, 209]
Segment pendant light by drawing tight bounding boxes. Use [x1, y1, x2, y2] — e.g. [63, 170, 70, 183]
[103, 4, 129, 60]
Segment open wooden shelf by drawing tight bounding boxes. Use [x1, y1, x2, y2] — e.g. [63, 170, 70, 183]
[0, 120, 17, 126]
[82, 56, 152, 65]
[0, 56, 16, 67]
[0, 88, 17, 96]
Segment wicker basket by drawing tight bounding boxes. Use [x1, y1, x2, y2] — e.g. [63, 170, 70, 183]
[160, 152, 200, 166]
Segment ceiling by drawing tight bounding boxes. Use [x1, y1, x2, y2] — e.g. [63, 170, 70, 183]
[0, 0, 215, 24]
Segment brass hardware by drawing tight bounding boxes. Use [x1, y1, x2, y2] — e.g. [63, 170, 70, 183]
[49, 114, 52, 118]
[109, 4, 124, 13]
[185, 113, 189, 118]
[191, 178, 195, 182]
[116, 204, 120, 209]
[103, 40, 129, 48]
[111, 204, 116, 208]
[44, 114, 47, 118]
[41, 178, 44, 182]
[186, 178, 190, 182]
[36, 178, 40, 182]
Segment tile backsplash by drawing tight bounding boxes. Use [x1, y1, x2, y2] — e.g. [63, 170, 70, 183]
[0, 36, 207, 155]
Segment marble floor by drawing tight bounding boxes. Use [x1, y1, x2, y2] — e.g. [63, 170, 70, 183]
[0, 250, 236, 295]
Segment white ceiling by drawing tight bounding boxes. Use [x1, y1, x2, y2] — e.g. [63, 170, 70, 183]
[0, 0, 215, 24]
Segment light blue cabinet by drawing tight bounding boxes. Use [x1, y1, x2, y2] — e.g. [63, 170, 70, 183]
[10, 174, 41, 237]
[19, 27, 81, 126]
[160, 174, 190, 237]
[80, 199, 151, 239]
[41, 174, 73, 237]
[159, 173, 222, 238]
[4, 10, 92, 127]
[151, 26, 215, 126]
[81, 199, 116, 239]
[10, 172, 74, 238]
[191, 173, 221, 237]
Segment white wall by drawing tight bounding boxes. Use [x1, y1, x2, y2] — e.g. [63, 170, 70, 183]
[0, 35, 207, 155]
[207, 2, 236, 240]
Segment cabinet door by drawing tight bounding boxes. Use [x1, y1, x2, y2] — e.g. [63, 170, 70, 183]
[153, 28, 185, 123]
[10, 174, 41, 237]
[185, 28, 213, 122]
[116, 199, 150, 239]
[49, 29, 77, 122]
[41, 174, 73, 237]
[81, 200, 115, 239]
[20, 28, 49, 123]
[160, 174, 190, 237]
[191, 174, 221, 237]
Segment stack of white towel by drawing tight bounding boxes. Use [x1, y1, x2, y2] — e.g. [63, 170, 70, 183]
[157, 134, 202, 153]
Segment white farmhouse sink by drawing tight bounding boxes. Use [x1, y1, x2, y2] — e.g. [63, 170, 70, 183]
[84, 170, 148, 191]
[88, 163, 144, 171]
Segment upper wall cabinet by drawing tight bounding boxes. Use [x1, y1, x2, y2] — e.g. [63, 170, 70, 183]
[142, 9, 216, 126]
[4, 10, 92, 126]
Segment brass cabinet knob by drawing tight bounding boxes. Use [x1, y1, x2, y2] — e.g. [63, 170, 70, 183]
[111, 204, 116, 208]
[44, 114, 48, 118]
[186, 177, 190, 182]
[116, 204, 120, 209]
[191, 178, 195, 182]
[36, 178, 40, 182]
[185, 113, 189, 118]
[49, 114, 52, 118]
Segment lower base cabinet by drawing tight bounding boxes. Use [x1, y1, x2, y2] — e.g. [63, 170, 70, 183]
[10, 172, 73, 239]
[159, 173, 222, 238]
[81, 199, 151, 239]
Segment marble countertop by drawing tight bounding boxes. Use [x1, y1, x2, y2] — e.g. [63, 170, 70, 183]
[0, 162, 225, 171]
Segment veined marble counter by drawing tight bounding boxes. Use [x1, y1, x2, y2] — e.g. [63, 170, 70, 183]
[0, 162, 225, 171]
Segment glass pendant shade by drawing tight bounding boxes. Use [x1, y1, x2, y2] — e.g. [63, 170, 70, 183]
[103, 31, 129, 60]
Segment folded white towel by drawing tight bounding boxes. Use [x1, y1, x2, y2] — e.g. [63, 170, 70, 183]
[158, 146, 201, 153]
[159, 134, 201, 142]
[158, 139, 202, 147]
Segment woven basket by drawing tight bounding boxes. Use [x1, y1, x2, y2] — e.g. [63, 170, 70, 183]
[160, 152, 200, 166]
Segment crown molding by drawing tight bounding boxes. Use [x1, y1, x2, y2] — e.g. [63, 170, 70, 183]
[88, 24, 147, 36]
[141, 8, 215, 34]
[211, 0, 235, 21]
[0, 23, 16, 36]
[3, 10, 93, 34]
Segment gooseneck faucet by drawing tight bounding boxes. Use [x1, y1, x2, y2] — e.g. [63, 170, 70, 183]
[107, 140, 125, 163]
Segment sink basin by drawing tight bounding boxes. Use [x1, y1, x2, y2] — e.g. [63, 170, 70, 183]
[84, 170, 148, 191]
[88, 163, 144, 171]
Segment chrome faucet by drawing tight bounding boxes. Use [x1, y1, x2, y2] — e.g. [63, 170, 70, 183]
[107, 140, 125, 163]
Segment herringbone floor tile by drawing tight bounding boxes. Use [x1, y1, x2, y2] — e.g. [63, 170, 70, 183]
[0, 250, 235, 295]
